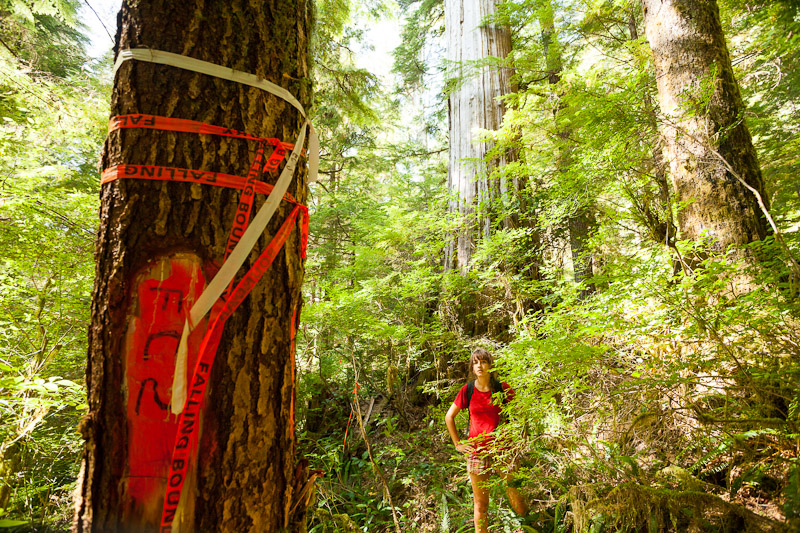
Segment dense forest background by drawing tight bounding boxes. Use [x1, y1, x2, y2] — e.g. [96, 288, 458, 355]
[0, 0, 799, 531]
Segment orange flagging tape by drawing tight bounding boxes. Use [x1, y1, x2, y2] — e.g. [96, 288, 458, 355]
[221, 141, 266, 294]
[109, 114, 307, 157]
[110, 114, 292, 148]
[101, 164, 309, 262]
[160, 206, 303, 530]
[101, 165, 299, 206]
[210, 140, 310, 309]
[342, 383, 360, 454]
[100, 114, 308, 531]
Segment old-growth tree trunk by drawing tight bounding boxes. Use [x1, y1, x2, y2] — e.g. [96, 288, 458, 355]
[642, 0, 769, 260]
[539, 0, 595, 297]
[444, 0, 516, 272]
[73, 1, 311, 531]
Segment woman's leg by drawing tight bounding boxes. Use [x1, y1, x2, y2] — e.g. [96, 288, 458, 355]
[469, 472, 491, 533]
[501, 459, 528, 516]
[504, 484, 528, 517]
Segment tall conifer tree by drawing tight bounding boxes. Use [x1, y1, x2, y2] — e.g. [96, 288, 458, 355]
[73, 0, 312, 530]
[444, 0, 517, 272]
[642, 0, 769, 262]
[539, 0, 596, 297]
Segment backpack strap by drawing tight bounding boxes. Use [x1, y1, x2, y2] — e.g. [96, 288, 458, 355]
[465, 380, 475, 437]
[491, 377, 504, 398]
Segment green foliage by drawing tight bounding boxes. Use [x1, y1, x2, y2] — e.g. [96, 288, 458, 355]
[302, 427, 409, 531]
[719, 0, 800, 229]
[302, 404, 490, 533]
[0, 6, 107, 526]
[302, 0, 800, 528]
[312, 0, 382, 130]
[302, 0, 453, 420]
[0, 0, 796, 529]
[785, 461, 800, 521]
[492, 235, 800, 530]
[393, 0, 444, 93]
[0, 0, 87, 77]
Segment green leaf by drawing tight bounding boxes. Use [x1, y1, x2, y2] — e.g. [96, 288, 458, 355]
[0, 519, 30, 527]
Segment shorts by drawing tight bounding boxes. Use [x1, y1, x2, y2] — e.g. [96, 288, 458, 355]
[467, 453, 493, 475]
[466, 447, 519, 476]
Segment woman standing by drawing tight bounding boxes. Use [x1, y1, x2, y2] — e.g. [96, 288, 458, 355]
[444, 348, 528, 532]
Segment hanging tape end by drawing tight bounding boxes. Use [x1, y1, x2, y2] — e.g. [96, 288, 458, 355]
[170, 322, 190, 415]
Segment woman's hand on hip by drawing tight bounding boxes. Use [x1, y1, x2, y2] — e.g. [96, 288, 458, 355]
[455, 442, 472, 454]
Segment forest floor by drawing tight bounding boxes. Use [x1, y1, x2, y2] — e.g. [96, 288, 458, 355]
[301, 385, 795, 532]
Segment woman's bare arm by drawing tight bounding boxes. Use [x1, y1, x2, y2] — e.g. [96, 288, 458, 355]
[445, 403, 471, 454]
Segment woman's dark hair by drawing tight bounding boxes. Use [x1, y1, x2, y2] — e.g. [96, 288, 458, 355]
[468, 348, 495, 380]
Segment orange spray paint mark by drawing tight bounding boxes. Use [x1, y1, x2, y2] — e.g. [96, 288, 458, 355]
[122, 254, 208, 517]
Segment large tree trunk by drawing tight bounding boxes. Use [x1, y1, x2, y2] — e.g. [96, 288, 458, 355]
[444, 0, 516, 272]
[73, 1, 311, 531]
[642, 0, 769, 260]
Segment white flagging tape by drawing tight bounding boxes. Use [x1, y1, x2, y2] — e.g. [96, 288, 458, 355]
[112, 48, 318, 182]
[169, 123, 307, 412]
[112, 48, 316, 414]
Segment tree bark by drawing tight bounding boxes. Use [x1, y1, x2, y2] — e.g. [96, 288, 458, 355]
[73, 1, 311, 531]
[444, 0, 516, 272]
[569, 208, 596, 298]
[642, 0, 769, 259]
